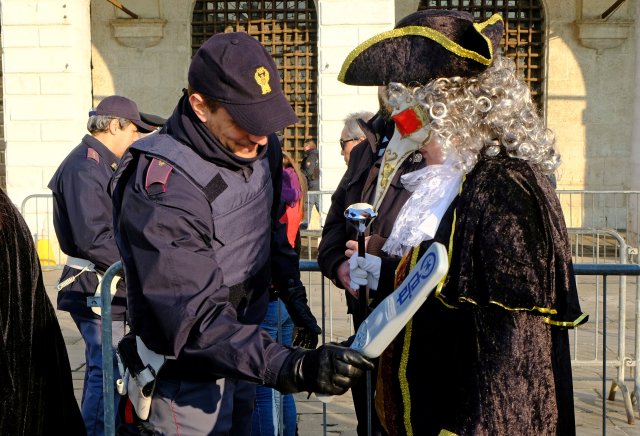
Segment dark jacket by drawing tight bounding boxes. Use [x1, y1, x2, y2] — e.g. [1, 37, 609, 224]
[48, 134, 126, 320]
[317, 112, 425, 316]
[376, 152, 587, 436]
[111, 109, 297, 385]
[301, 148, 319, 190]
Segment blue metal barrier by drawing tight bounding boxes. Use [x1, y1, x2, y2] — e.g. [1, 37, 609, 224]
[573, 263, 640, 434]
[93, 261, 122, 436]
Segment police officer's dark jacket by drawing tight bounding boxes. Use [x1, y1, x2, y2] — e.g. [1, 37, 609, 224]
[111, 95, 298, 384]
[48, 134, 126, 320]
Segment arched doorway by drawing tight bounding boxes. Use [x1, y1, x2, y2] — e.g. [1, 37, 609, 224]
[191, 1, 318, 161]
[418, 0, 546, 111]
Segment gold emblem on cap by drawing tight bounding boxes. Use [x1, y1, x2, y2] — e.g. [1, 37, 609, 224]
[255, 67, 271, 95]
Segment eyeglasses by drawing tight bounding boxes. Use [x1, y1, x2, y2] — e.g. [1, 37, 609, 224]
[339, 137, 360, 150]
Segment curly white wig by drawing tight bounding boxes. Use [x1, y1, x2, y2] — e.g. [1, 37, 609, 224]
[385, 55, 560, 175]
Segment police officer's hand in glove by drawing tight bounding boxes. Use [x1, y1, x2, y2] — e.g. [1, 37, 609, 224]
[276, 344, 374, 395]
[292, 326, 319, 349]
[279, 279, 321, 348]
[349, 253, 381, 291]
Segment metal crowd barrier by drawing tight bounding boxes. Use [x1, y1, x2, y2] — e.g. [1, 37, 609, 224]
[93, 261, 121, 436]
[557, 190, 640, 258]
[20, 193, 63, 269]
[574, 263, 640, 432]
[566, 227, 639, 427]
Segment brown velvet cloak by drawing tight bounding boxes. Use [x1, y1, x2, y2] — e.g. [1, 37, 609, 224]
[375, 152, 587, 436]
[0, 188, 85, 435]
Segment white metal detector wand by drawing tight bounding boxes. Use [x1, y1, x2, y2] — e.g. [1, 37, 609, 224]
[345, 203, 377, 436]
[315, 241, 450, 429]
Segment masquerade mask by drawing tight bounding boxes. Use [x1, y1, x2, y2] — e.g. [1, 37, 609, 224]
[392, 105, 429, 138]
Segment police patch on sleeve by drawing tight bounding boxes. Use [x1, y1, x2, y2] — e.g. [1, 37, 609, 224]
[145, 158, 173, 194]
[87, 147, 100, 163]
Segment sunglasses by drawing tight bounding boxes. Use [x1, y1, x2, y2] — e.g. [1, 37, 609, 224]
[339, 137, 361, 150]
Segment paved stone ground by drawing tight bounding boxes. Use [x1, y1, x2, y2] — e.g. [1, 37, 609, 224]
[44, 268, 639, 435]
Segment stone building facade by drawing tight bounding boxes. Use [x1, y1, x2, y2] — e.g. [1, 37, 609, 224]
[1, 0, 637, 233]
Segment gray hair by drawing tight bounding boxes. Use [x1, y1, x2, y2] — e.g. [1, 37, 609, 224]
[87, 115, 131, 135]
[343, 111, 375, 140]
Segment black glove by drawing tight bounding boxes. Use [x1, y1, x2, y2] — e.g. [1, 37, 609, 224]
[291, 326, 318, 349]
[276, 344, 374, 395]
[279, 280, 321, 348]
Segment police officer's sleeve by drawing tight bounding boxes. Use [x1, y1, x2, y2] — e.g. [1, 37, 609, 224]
[117, 167, 291, 384]
[59, 162, 120, 271]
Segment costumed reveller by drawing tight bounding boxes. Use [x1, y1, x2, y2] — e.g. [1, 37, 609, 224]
[340, 10, 589, 436]
[0, 187, 86, 435]
[319, 16, 447, 436]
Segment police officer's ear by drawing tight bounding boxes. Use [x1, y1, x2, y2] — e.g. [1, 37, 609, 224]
[188, 93, 209, 123]
[107, 118, 121, 135]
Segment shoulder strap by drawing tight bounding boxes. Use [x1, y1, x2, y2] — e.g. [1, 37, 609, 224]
[267, 134, 283, 222]
[145, 158, 174, 195]
[131, 135, 224, 203]
[87, 147, 100, 163]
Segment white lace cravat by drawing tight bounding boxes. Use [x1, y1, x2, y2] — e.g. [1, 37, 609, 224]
[383, 159, 463, 256]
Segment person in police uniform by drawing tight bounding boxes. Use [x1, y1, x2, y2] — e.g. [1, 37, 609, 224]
[48, 95, 154, 435]
[110, 32, 372, 435]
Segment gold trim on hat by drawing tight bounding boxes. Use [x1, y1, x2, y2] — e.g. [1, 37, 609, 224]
[473, 13, 503, 60]
[338, 14, 504, 83]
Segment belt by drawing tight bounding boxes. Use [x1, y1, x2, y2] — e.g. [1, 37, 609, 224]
[66, 256, 96, 271]
[56, 255, 121, 317]
[159, 359, 219, 383]
[56, 256, 97, 291]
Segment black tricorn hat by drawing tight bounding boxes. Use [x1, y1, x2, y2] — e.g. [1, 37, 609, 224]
[338, 10, 504, 86]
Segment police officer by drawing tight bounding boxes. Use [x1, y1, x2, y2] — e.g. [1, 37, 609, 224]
[48, 95, 154, 435]
[110, 32, 372, 435]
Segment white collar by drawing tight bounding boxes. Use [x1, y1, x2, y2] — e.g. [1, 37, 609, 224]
[382, 158, 463, 256]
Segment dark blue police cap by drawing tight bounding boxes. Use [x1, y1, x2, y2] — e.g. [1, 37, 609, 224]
[188, 32, 298, 136]
[90, 95, 154, 133]
[139, 112, 166, 129]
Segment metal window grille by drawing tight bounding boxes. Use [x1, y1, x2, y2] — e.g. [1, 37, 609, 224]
[418, 0, 545, 110]
[192, 1, 318, 160]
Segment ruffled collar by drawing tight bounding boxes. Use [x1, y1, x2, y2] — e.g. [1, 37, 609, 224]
[383, 158, 463, 256]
